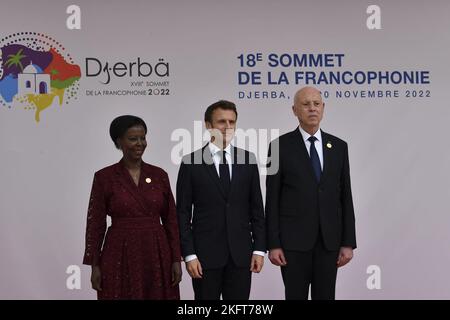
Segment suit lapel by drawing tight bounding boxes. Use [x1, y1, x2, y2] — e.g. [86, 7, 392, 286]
[228, 146, 243, 199]
[202, 145, 227, 199]
[320, 130, 332, 184]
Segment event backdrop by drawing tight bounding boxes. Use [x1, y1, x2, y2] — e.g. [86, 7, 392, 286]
[1, 0, 450, 299]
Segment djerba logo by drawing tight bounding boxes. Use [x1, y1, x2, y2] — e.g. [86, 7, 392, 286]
[0, 32, 81, 122]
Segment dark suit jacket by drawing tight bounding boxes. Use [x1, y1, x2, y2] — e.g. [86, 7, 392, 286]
[176, 145, 266, 269]
[266, 128, 356, 252]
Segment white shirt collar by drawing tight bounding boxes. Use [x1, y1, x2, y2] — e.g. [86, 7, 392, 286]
[298, 126, 322, 143]
[208, 142, 232, 155]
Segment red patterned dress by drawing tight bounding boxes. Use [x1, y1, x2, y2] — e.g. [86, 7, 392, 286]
[83, 160, 181, 299]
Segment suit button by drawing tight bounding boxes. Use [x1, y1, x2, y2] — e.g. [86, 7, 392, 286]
[319, 187, 324, 192]
[226, 203, 230, 207]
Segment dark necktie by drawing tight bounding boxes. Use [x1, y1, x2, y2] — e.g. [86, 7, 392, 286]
[308, 136, 321, 182]
[219, 150, 231, 194]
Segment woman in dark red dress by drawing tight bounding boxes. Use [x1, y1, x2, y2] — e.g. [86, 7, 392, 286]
[83, 115, 182, 299]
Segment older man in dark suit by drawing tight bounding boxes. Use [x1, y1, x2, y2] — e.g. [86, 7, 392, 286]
[266, 86, 357, 300]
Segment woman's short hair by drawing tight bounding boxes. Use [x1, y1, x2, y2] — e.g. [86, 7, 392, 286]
[109, 115, 147, 149]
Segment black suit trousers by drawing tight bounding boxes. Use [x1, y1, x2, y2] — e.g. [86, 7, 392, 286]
[281, 231, 339, 300]
[192, 257, 252, 300]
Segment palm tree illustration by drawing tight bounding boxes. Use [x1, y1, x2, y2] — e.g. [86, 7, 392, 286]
[5, 49, 27, 71]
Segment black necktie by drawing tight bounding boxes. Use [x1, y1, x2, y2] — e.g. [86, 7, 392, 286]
[308, 136, 321, 182]
[219, 150, 231, 194]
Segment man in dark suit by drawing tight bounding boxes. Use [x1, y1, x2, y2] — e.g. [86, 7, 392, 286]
[176, 100, 265, 300]
[266, 86, 356, 300]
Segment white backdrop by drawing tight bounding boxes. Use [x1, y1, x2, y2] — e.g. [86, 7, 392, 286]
[1, 0, 450, 299]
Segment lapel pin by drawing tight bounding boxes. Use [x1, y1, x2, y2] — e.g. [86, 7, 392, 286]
[145, 178, 152, 184]
[326, 142, 332, 149]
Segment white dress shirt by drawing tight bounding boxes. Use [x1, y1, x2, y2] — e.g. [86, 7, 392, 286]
[209, 142, 233, 178]
[298, 126, 324, 171]
[185, 142, 265, 263]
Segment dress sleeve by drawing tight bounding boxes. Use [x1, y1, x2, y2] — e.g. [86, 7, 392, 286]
[83, 172, 108, 266]
[161, 172, 182, 263]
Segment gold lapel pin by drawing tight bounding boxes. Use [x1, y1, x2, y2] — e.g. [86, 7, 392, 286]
[145, 178, 152, 184]
[326, 142, 332, 149]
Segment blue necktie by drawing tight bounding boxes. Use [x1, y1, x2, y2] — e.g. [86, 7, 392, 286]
[308, 136, 321, 182]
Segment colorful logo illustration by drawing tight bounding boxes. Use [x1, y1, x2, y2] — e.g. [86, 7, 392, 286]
[0, 32, 81, 122]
